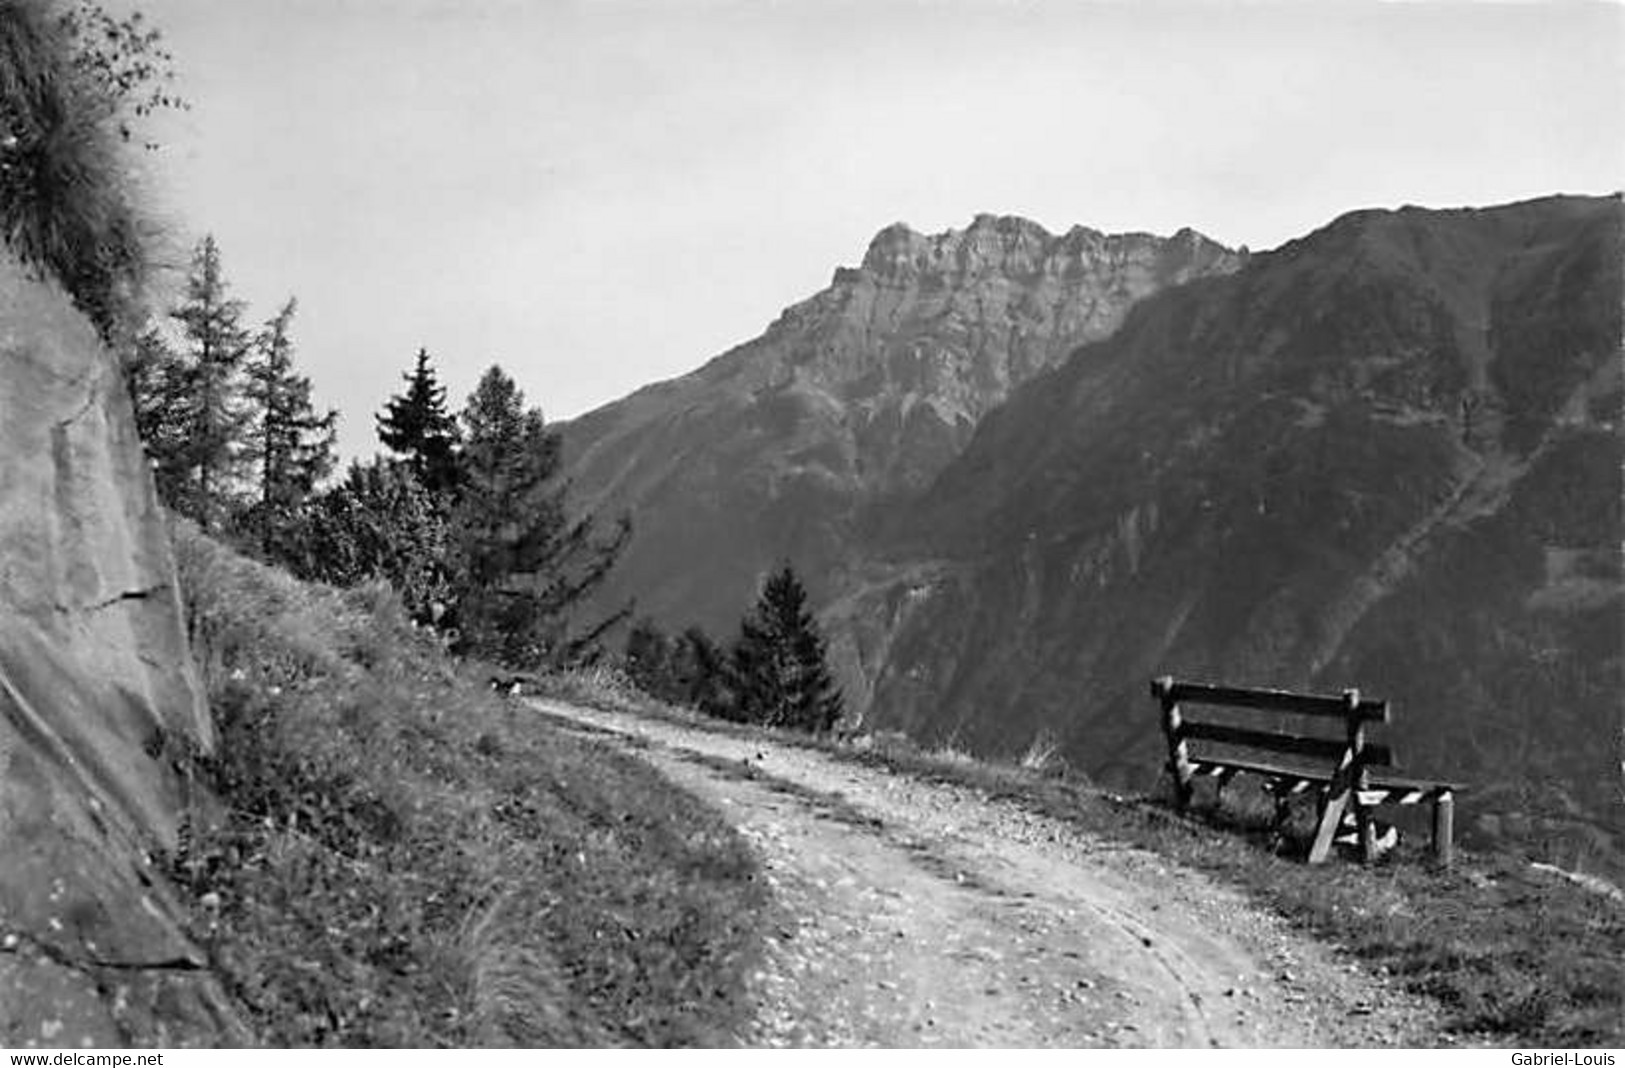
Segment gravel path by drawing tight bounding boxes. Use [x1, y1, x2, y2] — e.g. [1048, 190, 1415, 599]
[529, 698, 1445, 1048]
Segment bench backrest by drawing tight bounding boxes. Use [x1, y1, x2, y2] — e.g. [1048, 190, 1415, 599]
[1149, 676, 1395, 779]
[1149, 676, 1463, 867]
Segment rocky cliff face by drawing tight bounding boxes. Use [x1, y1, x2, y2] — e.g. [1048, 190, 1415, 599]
[0, 252, 246, 1046]
[839, 194, 1622, 868]
[563, 215, 1240, 633]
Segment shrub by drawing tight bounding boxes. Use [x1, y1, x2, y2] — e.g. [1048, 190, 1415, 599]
[274, 460, 455, 625]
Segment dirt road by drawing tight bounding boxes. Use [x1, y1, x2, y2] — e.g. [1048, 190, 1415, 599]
[529, 698, 1443, 1048]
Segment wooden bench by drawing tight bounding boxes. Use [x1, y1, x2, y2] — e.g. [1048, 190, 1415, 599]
[1149, 676, 1462, 865]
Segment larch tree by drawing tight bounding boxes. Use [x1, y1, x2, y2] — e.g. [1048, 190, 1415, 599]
[244, 297, 336, 555]
[167, 233, 253, 530]
[452, 363, 628, 666]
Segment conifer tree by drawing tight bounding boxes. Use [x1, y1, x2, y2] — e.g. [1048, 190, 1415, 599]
[623, 618, 734, 717]
[625, 617, 675, 697]
[167, 233, 252, 530]
[120, 321, 189, 499]
[244, 297, 337, 554]
[121, 323, 170, 443]
[729, 565, 843, 732]
[452, 364, 628, 665]
[376, 346, 460, 496]
[682, 625, 734, 718]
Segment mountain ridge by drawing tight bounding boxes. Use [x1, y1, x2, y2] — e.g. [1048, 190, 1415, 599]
[837, 191, 1621, 868]
[561, 213, 1242, 633]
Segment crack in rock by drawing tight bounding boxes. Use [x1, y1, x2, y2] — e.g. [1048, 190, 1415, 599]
[54, 584, 169, 615]
[53, 383, 102, 431]
[1, 928, 206, 977]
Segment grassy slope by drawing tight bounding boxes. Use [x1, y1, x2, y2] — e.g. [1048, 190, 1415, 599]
[167, 526, 766, 1047]
[542, 670, 1625, 1048]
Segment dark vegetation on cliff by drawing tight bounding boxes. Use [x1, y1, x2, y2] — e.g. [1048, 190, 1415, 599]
[170, 525, 765, 1046]
[0, 0, 181, 338]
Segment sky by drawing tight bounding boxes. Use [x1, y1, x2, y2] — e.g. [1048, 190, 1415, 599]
[130, 0, 1625, 462]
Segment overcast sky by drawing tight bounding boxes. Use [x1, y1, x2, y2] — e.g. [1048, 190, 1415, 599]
[133, 0, 1624, 462]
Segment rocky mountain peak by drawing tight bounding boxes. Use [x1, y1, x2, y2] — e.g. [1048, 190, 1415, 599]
[857, 221, 928, 275]
[562, 211, 1244, 637]
[855, 214, 1232, 286]
[839, 195, 1621, 866]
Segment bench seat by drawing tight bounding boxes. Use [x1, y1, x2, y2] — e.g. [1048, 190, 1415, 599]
[1189, 756, 1464, 799]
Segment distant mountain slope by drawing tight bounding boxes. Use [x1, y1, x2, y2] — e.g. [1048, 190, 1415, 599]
[836, 194, 1622, 866]
[562, 216, 1241, 632]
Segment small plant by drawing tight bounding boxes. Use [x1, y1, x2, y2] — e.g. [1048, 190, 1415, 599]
[1018, 729, 1063, 774]
[929, 740, 978, 766]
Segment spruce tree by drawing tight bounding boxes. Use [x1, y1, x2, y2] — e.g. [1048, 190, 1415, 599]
[244, 297, 337, 555]
[729, 565, 843, 732]
[376, 346, 460, 495]
[452, 364, 628, 665]
[167, 234, 253, 530]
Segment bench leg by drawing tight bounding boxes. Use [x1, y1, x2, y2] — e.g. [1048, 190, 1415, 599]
[1308, 788, 1351, 865]
[1167, 766, 1193, 811]
[1356, 796, 1377, 864]
[1159, 698, 1194, 812]
[1432, 791, 1455, 868]
[1268, 787, 1292, 854]
[1213, 767, 1241, 814]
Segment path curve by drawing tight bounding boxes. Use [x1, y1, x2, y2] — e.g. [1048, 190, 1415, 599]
[530, 698, 1443, 1048]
